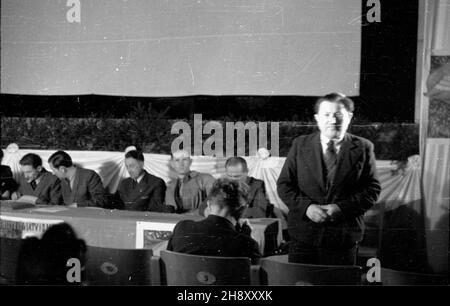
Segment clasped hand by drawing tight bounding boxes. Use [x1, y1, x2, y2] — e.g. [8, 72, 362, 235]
[306, 204, 341, 223]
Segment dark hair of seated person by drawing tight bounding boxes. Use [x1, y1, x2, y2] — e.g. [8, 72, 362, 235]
[208, 178, 248, 221]
[16, 223, 87, 285]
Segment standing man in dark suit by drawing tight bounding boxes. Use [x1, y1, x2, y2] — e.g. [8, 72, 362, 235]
[113, 150, 167, 212]
[48, 151, 107, 208]
[12, 153, 62, 205]
[277, 93, 381, 265]
[167, 178, 261, 264]
[224, 156, 274, 218]
[0, 149, 17, 199]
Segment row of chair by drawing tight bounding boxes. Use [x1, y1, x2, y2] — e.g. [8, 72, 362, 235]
[1, 243, 448, 285]
[83, 247, 449, 286]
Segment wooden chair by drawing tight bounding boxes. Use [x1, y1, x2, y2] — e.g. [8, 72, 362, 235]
[160, 250, 258, 285]
[260, 255, 362, 285]
[380, 268, 449, 285]
[85, 246, 160, 285]
[0, 238, 22, 284]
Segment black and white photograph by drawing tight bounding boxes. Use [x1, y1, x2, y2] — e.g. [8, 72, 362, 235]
[0, 0, 449, 294]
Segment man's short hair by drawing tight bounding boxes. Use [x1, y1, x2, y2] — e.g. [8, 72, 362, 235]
[225, 157, 248, 172]
[125, 150, 144, 162]
[314, 92, 355, 114]
[208, 178, 248, 213]
[19, 153, 43, 169]
[48, 151, 73, 168]
[170, 149, 191, 160]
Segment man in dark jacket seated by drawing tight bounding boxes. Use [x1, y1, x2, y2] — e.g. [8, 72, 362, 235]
[113, 150, 167, 212]
[12, 153, 62, 205]
[167, 178, 262, 264]
[224, 156, 275, 218]
[48, 150, 107, 208]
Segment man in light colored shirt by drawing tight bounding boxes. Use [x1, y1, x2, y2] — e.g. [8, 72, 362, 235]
[165, 149, 215, 215]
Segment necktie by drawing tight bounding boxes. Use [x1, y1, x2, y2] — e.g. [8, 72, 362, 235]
[30, 180, 37, 190]
[65, 179, 72, 192]
[174, 179, 183, 212]
[132, 179, 138, 189]
[324, 140, 337, 190]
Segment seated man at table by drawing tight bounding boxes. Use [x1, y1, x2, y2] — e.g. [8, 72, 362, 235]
[167, 178, 262, 264]
[113, 150, 167, 212]
[224, 156, 275, 219]
[0, 149, 17, 199]
[48, 150, 107, 208]
[165, 149, 215, 215]
[12, 153, 62, 205]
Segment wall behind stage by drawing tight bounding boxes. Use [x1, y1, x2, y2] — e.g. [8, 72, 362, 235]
[1, 0, 361, 97]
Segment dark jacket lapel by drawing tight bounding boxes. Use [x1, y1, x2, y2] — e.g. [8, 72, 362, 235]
[34, 169, 50, 196]
[33, 171, 46, 196]
[71, 167, 80, 203]
[131, 171, 149, 201]
[303, 133, 326, 194]
[328, 133, 362, 197]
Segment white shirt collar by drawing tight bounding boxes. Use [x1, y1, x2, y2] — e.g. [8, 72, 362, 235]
[320, 133, 345, 154]
[135, 171, 145, 184]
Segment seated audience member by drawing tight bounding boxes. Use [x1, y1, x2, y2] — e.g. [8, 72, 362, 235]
[16, 223, 87, 285]
[224, 156, 275, 218]
[165, 149, 215, 215]
[113, 150, 167, 211]
[48, 150, 106, 208]
[167, 178, 262, 264]
[0, 149, 17, 199]
[11, 153, 62, 205]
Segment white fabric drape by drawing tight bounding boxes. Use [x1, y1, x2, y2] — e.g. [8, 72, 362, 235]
[2, 146, 417, 218]
[364, 156, 423, 227]
[431, 0, 450, 56]
[423, 139, 449, 273]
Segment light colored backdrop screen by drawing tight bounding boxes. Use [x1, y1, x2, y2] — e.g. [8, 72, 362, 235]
[1, 0, 361, 96]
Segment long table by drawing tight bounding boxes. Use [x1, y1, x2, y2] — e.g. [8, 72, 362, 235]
[0, 201, 282, 282]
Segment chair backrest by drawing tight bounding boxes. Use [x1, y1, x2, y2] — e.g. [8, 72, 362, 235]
[0, 238, 22, 284]
[85, 246, 158, 285]
[160, 250, 252, 285]
[380, 268, 449, 286]
[260, 255, 362, 285]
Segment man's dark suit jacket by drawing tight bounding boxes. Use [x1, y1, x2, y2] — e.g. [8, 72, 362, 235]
[61, 167, 106, 207]
[167, 214, 262, 264]
[277, 132, 381, 249]
[114, 170, 167, 212]
[242, 176, 274, 219]
[17, 169, 62, 205]
[0, 165, 17, 198]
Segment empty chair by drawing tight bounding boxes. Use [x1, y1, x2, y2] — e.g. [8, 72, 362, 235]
[0, 238, 22, 284]
[260, 255, 362, 285]
[85, 246, 159, 285]
[160, 250, 255, 285]
[380, 268, 449, 286]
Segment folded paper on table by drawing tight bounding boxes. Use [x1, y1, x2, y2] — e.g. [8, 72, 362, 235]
[32, 206, 69, 213]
